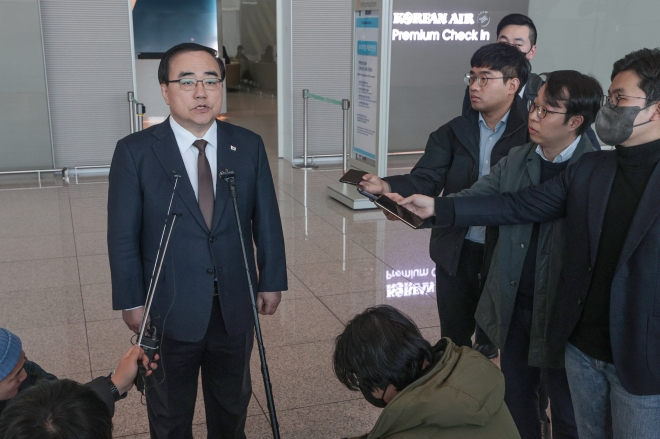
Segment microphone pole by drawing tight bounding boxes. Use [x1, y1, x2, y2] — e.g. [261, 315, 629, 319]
[135, 172, 181, 393]
[219, 169, 281, 439]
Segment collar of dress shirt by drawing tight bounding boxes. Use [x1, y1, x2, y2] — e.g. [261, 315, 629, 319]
[169, 116, 217, 155]
[478, 109, 510, 133]
[536, 135, 581, 163]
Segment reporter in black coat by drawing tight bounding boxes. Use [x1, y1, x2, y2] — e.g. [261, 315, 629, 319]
[358, 43, 531, 350]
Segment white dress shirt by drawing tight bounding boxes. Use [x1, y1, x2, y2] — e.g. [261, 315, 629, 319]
[123, 118, 218, 311]
[465, 110, 510, 244]
[169, 116, 218, 199]
[536, 135, 581, 163]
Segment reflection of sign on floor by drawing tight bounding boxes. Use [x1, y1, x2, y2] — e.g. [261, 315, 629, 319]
[385, 266, 436, 298]
[387, 281, 434, 297]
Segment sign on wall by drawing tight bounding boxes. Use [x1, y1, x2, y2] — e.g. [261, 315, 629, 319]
[388, 0, 530, 154]
[353, 13, 380, 166]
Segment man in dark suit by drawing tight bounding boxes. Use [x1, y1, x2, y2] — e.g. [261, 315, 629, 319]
[107, 43, 287, 439]
[393, 48, 660, 438]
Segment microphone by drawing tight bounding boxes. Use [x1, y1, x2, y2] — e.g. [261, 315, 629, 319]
[219, 169, 237, 198]
[219, 169, 235, 180]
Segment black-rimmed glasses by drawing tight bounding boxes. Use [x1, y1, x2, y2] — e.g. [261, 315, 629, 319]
[527, 101, 568, 119]
[603, 92, 653, 108]
[166, 78, 222, 91]
[464, 73, 512, 87]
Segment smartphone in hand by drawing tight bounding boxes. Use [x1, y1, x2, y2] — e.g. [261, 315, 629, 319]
[339, 169, 368, 185]
[374, 195, 424, 229]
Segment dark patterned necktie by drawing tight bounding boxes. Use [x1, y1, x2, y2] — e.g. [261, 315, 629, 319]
[192, 139, 214, 230]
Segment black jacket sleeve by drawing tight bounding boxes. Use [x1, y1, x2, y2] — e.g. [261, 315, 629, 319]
[447, 161, 577, 228]
[84, 377, 116, 417]
[383, 125, 453, 198]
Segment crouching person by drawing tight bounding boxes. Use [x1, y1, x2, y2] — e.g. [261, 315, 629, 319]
[0, 327, 158, 439]
[333, 305, 521, 439]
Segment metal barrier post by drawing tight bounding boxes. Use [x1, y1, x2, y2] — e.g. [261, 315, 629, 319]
[293, 89, 317, 169]
[136, 103, 146, 132]
[133, 102, 139, 133]
[128, 92, 135, 133]
[342, 99, 350, 173]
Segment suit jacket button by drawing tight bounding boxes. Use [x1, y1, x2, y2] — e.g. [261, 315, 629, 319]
[210, 238, 216, 243]
[206, 269, 214, 275]
[520, 243, 525, 248]
[578, 298, 583, 305]
[587, 266, 592, 272]
[510, 281, 517, 287]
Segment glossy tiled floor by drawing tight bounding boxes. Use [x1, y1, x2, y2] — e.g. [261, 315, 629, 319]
[0, 90, 440, 438]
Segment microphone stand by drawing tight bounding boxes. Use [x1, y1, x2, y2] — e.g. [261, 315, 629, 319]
[219, 169, 281, 439]
[135, 173, 181, 393]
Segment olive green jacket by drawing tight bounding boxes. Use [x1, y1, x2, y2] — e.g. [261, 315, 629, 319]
[350, 339, 520, 439]
[451, 136, 594, 367]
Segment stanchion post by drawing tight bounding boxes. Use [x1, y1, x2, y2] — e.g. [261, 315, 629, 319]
[293, 89, 318, 169]
[303, 89, 308, 165]
[134, 102, 139, 133]
[136, 103, 146, 132]
[342, 99, 350, 173]
[127, 92, 135, 133]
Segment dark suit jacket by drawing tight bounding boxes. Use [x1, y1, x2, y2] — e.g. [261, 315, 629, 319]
[107, 119, 287, 342]
[384, 96, 529, 276]
[446, 150, 660, 395]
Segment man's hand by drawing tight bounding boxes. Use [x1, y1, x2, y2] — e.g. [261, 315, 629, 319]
[256, 292, 281, 315]
[122, 307, 146, 334]
[388, 193, 436, 219]
[111, 345, 160, 395]
[357, 174, 390, 195]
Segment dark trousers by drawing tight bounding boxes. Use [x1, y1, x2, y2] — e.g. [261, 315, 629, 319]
[435, 239, 490, 347]
[146, 297, 254, 439]
[502, 299, 578, 439]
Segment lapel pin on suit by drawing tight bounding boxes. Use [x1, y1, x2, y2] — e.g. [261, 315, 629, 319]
[230, 145, 236, 151]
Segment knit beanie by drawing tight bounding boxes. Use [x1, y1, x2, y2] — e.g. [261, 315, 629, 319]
[0, 328, 22, 381]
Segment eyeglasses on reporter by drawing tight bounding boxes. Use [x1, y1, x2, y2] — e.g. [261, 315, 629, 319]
[464, 73, 513, 87]
[603, 92, 656, 108]
[527, 101, 568, 119]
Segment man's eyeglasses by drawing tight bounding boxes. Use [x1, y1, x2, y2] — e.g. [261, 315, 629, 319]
[603, 92, 653, 108]
[464, 73, 512, 87]
[527, 101, 567, 119]
[166, 78, 222, 91]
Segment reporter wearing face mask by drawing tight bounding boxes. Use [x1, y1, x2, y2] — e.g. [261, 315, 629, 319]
[333, 305, 521, 439]
[392, 48, 660, 439]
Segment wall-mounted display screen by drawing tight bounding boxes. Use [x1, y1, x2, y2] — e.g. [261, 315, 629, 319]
[388, 0, 529, 153]
[133, 0, 217, 55]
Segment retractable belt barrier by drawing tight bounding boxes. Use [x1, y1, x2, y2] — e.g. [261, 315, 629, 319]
[293, 89, 351, 171]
